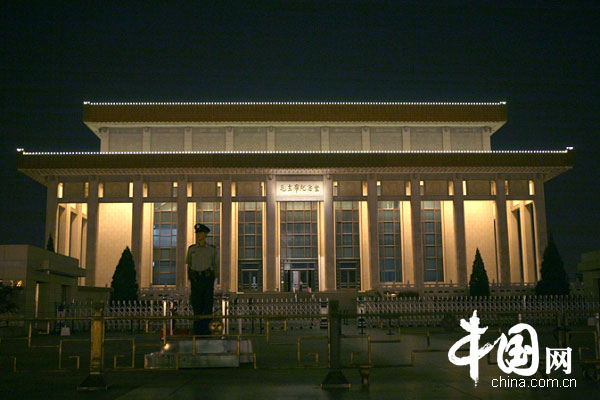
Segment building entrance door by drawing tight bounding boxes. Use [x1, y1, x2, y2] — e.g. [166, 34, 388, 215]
[282, 261, 317, 292]
[336, 260, 360, 289]
[279, 201, 319, 292]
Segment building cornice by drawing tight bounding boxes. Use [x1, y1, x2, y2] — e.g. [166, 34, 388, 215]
[17, 149, 573, 185]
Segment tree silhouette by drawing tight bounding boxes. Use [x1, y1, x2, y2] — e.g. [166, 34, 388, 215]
[110, 247, 139, 302]
[469, 248, 490, 296]
[46, 235, 55, 252]
[535, 234, 570, 295]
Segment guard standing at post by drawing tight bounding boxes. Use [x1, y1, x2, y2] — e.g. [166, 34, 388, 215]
[186, 223, 218, 335]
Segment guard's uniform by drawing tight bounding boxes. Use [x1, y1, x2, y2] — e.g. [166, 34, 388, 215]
[186, 223, 217, 335]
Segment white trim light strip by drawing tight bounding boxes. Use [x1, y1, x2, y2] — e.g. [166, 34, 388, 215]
[20, 149, 571, 155]
[83, 101, 507, 106]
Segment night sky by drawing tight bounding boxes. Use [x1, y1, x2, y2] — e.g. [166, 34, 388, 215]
[1, 2, 598, 273]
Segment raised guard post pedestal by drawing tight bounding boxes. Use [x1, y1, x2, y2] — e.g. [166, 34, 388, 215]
[78, 303, 108, 391]
[321, 300, 350, 390]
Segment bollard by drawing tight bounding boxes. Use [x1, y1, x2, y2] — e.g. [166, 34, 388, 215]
[595, 313, 600, 357]
[321, 300, 350, 389]
[78, 302, 107, 391]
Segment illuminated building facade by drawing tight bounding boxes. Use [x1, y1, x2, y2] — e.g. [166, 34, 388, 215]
[17, 102, 573, 294]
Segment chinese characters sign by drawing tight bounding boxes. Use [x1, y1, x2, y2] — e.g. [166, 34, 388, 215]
[276, 181, 324, 201]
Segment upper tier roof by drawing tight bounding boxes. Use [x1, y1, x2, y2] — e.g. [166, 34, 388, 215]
[83, 101, 507, 132]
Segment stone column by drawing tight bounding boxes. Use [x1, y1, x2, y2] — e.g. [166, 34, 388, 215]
[265, 177, 277, 291]
[131, 177, 143, 288]
[367, 175, 380, 290]
[320, 127, 329, 151]
[453, 175, 467, 286]
[482, 127, 492, 150]
[533, 176, 548, 277]
[442, 127, 451, 150]
[495, 178, 511, 283]
[267, 127, 275, 151]
[323, 175, 335, 290]
[175, 176, 188, 288]
[98, 128, 109, 152]
[184, 127, 193, 151]
[361, 127, 370, 150]
[410, 175, 424, 289]
[142, 127, 151, 152]
[402, 127, 411, 151]
[45, 176, 58, 248]
[85, 177, 99, 287]
[225, 127, 234, 151]
[220, 178, 232, 292]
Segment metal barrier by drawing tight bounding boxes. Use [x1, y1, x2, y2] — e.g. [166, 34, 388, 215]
[2, 307, 600, 389]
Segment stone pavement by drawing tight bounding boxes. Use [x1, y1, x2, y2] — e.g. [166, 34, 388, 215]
[1, 329, 598, 400]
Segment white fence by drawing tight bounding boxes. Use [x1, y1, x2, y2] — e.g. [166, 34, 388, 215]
[358, 295, 600, 328]
[378, 282, 586, 296]
[58, 295, 327, 332]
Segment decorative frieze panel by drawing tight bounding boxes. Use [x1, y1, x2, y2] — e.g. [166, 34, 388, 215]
[192, 128, 226, 151]
[103, 182, 129, 198]
[234, 127, 267, 151]
[329, 127, 362, 151]
[108, 128, 143, 152]
[192, 182, 218, 197]
[274, 127, 321, 151]
[449, 127, 483, 150]
[337, 181, 362, 196]
[151, 128, 184, 152]
[410, 127, 443, 150]
[381, 181, 405, 196]
[63, 182, 85, 198]
[466, 180, 491, 196]
[424, 180, 448, 196]
[508, 180, 529, 196]
[148, 182, 173, 198]
[370, 127, 403, 151]
[236, 181, 262, 197]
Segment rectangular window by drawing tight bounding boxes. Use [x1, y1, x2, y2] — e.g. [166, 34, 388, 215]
[378, 201, 402, 282]
[238, 202, 263, 291]
[152, 202, 177, 285]
[279, 202, 318, 260]
[422, 201, 443, 282]
[335, 201, 360, 288]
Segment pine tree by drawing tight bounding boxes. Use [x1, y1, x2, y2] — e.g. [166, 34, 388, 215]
[535, 234, 570, 295]
[0, 284, 19, 313]
[46, 235, 55, 252]
[469, 248, 490, 296]
[110, 247, 139, 302]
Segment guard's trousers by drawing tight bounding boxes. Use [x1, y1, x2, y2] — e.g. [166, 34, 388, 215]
[190, 274, 214, 335]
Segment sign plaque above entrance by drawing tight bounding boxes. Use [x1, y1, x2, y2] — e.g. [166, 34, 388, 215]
[276, 181, 324, 201]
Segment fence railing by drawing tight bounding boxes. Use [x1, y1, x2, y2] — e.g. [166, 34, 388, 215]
[56, 295, 328, 333]
[378, 281, 586, 296]
[357, 295, 600, 328]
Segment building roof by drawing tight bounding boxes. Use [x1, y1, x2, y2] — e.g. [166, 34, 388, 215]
[17, 149, 573, 184]
[83, 101, 507, 132]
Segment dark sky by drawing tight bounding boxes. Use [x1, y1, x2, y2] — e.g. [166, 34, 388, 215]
[1, 2, 598, 272]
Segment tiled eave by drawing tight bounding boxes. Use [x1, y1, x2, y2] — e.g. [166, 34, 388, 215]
[83, 102, 507, 124]
[17, 150, 573, 185]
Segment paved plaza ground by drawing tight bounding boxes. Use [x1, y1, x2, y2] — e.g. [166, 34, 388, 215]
[1, 324, 599, 399]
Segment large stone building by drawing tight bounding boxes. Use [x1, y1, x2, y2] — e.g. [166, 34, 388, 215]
[16, 102, 573, 295]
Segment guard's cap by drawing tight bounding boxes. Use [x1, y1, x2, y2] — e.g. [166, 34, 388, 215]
[194, 223, 210, 233]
